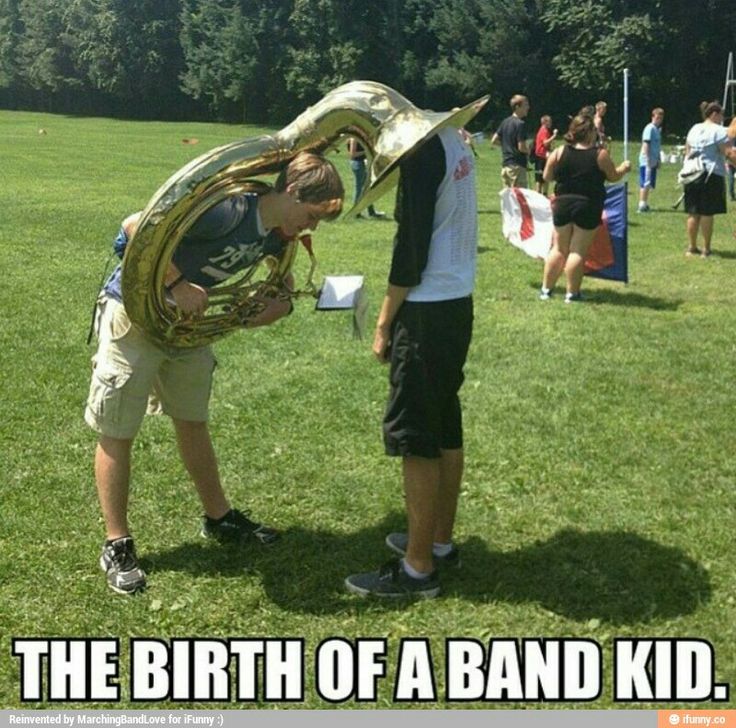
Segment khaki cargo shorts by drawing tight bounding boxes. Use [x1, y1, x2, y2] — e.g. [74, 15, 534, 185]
[501, 165, 528, 188]
[85, 296, 216, 439]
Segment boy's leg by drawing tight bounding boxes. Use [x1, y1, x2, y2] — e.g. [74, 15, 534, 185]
[86, 298, 162, 589]
[95, 434, 147, 594]
[95, 435, 135, 539]
[402, 455, 441, 575]
[433, 447, 464, 544]
[172, 418, 230, 519]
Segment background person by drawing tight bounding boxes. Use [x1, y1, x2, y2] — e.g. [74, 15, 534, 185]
[491, 94, 530, 188]
[539, 113, 631, 303]
[345, 125, 477, 599]
[726, 122, 736, 202]
[534, 115, 558, 195]
[683, 101, 736, 257]
[593, 101, 610, 148]
[86, 152, 344, 595]
[638, 107, 665, 212]
[347, 137, 385, 218]
[451, 106, 478, 156]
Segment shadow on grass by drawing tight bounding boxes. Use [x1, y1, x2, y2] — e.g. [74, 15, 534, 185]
[528, 283, 683, 310]
[584, 289, 683, 310]
[450, 528, 710, 625]
[145, 519, 709, 624]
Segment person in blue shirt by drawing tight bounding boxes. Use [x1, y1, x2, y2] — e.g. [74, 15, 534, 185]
[85, 152, 344, 594]
[638, 107, 664, 213]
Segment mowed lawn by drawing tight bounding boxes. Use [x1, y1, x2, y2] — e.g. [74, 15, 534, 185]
[0, 109, 735, 710]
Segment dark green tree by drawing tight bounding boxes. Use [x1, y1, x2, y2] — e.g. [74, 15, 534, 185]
[540, 0, 660, 93]
[179, 0, 258, 119]
[284, 0, 361, 103]
[16, 0, 82, 102]
[283, 0, 450, 113]
[0, 0, 20, 89]
[538, 0, 736, 131]
[417, 0, 553, 128]
[0, 0, 731, 131]
[640, 0, 736, 129]
[61, 0, 185, 115]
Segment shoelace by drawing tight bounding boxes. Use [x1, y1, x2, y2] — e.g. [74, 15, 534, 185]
[110, 544, 137, 572]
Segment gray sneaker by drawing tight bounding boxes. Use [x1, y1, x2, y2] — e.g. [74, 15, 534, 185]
[385, 532, 461, 568]
[100, 537, 146, 594]
[345, 558, 440, 599]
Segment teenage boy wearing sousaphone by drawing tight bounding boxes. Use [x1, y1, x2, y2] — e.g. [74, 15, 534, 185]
[85, 152, 343, 594]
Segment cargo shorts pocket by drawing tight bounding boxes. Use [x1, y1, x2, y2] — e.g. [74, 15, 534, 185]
[95, 297, 132, 343]
[109, 301, 132, 341]
[87, 364, 133, 426]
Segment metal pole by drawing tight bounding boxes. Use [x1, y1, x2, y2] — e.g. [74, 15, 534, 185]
[723, 52, 735, 119]
[722, 52, 733, 109]
[623, 68, 630, 161]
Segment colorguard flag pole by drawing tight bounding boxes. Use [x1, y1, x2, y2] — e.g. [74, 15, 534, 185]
[623, 67, 630, 161]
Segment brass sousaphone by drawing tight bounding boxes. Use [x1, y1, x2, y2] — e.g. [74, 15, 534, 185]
[122, 81, 489, 347]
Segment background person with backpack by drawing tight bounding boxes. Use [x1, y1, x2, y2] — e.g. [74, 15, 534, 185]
[683, 101, 736, 257]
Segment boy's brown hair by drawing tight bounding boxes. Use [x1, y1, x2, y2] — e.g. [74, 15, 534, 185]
[275, 152, 344, 220]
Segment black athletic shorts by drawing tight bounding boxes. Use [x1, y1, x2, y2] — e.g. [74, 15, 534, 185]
[552, 194, 603, 230]
[383, 297, 473, 458]
[534, 157, 546, 183]
[684, 173, 726, 216]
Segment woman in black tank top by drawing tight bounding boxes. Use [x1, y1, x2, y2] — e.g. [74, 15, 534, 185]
[554, 145, 606, 208]
[539, 112, 631, 303]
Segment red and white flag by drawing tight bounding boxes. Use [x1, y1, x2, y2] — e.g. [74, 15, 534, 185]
[501, 184, 629, 283]
[500, 187, 554, 259]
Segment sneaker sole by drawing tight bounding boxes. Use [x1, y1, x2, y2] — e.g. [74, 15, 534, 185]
[107, 581, 146, 596]
[344, 577, 440, 599]
[200, 527, 281, 545]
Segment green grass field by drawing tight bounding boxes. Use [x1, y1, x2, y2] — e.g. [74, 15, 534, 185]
[1, 109, 735, 710]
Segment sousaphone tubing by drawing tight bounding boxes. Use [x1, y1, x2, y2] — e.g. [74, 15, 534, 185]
[122, 81, 489, 347]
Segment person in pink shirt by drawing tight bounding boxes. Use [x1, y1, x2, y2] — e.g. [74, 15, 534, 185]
[534, 115, 558, 195]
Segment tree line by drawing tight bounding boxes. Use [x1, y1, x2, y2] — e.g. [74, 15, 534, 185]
[1, 0, 734, 136]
